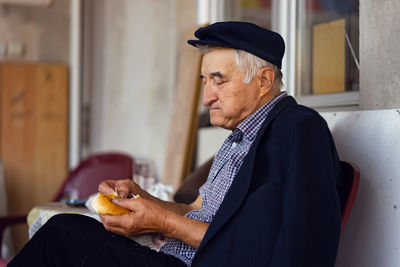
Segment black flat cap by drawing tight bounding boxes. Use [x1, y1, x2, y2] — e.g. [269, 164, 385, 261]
[188, 21, 285, 69]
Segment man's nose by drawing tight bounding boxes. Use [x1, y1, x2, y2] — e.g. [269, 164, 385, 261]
[202, 84, 217, 107]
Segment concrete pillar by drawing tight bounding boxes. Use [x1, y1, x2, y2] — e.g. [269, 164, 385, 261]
[360, 0, 400, 110]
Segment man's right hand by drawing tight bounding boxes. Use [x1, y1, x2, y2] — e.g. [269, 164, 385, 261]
[98, 179, 144, 199]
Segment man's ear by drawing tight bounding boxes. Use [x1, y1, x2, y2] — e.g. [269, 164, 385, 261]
[258, 67, 275, 98]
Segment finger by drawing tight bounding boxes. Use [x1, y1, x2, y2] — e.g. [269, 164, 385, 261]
[101, 214, 138, 236]
[114, 179, 133, 198]
[100, 214, 130, 228]
[98, 180, 117, 194]
[102, 223, 128, 236]
[103, 224, 150, 237]
[113, 198, 142, 211]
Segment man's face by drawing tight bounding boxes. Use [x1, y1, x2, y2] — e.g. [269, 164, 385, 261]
[201, 48, 263, 130]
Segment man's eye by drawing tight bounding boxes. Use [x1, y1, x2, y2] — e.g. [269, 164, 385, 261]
[214, 80, 225, 86]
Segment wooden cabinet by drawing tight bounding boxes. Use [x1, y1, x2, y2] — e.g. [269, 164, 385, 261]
[0, 62, 68, 251]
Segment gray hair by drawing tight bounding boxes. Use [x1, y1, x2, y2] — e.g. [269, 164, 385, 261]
[196, 45, 283, 89]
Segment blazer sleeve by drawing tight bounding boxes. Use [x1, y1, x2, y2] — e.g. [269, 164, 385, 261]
[269, 114, 342, 267]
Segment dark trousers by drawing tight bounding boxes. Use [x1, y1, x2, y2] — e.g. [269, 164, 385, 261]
[8, 214, 186, 267]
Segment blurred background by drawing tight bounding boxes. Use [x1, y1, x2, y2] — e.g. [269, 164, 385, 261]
[0, 0, 399, 265]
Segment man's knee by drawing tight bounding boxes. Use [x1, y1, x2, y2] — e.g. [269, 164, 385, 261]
[41, 214, 103, 239]
[46, 213, 98, 228]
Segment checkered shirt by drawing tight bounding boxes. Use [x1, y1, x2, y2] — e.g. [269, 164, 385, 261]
[160, 92, 288, 266]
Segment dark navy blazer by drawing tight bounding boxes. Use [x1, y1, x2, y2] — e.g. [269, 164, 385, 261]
[192, 96, 344, 267]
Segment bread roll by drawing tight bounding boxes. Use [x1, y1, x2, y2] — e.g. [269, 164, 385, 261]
[92, 192, 131, 215]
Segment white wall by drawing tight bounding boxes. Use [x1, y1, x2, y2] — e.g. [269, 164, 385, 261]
[320, 110, 400, 267]
[88, 0, 197, 179]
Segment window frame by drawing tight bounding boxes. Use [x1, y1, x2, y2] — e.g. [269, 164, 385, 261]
[273, 0, 359, 108]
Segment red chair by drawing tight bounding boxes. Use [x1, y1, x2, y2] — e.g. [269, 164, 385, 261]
[0, 152, 135, 265]
[53, 152, 135, 201]
[340, 161, 360, 235]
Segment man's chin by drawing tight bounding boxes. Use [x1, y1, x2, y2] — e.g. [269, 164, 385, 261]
[210, 118, 232, 130]
[209, 118, 223, 128]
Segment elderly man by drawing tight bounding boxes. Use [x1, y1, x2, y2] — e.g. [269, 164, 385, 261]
[9, 22, 344, 267]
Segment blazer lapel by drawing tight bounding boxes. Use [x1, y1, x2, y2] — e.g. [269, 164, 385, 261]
[196, 96, 297, 252]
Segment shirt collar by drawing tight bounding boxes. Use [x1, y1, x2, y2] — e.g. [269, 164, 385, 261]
[236, 91, 288, 142]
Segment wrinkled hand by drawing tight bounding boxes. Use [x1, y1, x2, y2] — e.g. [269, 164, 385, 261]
[98, 179, 143, 199]
[100, 198, 171, 237]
